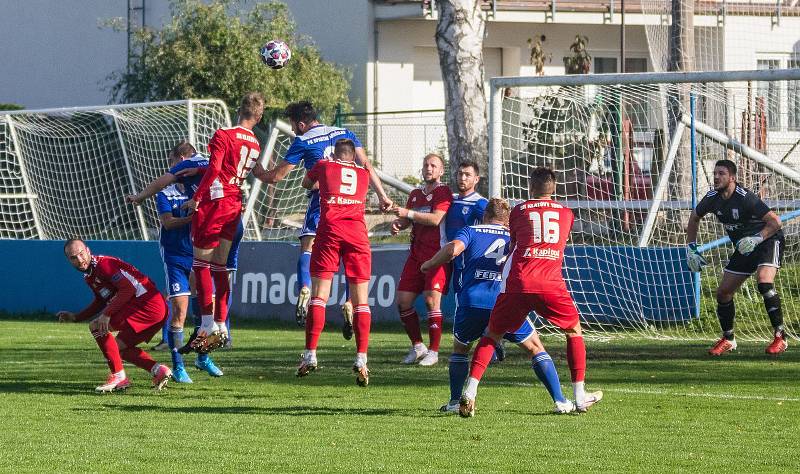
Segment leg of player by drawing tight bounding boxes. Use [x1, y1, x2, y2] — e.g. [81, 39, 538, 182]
[153, 310, 170, 351]
[349, 280, 371, 387]
[460, 330, 503, 418]
[210, 239, 233, 335]
[397, 291, 427, 364]
[116, 337, 172, 391]
[756, 265, 787, 354]
[442, 339, 471, 413]
[224, 270, 234, 349]
[295, 236, 314, 328]
[709, 272, 748, 356]
[167, 295, 192, 383]
[562, 324, 602, 413]
[341, 279, 354, 341]
[192, 245, 216, 343]
[419, 290, 443, 366]
[517, 332, 574, 414]
[90, 325, 129, 393]
[298, 277, 330, 377]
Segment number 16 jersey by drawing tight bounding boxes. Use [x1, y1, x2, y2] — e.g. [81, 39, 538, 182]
[502, 199, 574, 294]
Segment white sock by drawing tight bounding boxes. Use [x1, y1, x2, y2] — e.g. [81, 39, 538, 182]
[113, 369, 126, 379]
[355, 352, 368, 366]
[216, 321, 228, 334]
[573, 381, 586, 405]
[414, 342, 427, 352]
[200, 314, 215, 331]
[304, 349, 317, 360]
[464, 377, 480, 400]
[150, 363, 162, 376]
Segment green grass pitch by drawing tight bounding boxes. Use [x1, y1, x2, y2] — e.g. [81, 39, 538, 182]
[1, 318, 798, 472]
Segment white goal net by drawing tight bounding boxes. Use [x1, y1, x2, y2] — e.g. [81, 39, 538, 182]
[0, 100, 231, 240]
[490, 69, 800, 341]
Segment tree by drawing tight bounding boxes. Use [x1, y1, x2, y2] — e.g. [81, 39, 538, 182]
[435, 0, 488, 190]
[107, 0, 351, 119]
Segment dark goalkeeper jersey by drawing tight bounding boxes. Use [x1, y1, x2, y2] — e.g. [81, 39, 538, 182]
[694, 185, 782, 244]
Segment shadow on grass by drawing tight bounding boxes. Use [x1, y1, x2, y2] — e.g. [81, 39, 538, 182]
[0, 381, 91, 396]
[91, 404, 404, 416]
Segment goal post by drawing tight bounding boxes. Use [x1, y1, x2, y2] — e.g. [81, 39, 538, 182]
[488, 68, 800, 340]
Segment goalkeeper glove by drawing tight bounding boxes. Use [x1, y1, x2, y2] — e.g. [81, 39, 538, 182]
[686, 242, 708, 272]
[736, 234, 764, 256]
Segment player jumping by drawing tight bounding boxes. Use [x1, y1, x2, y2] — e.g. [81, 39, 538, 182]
[57, 239, 172, 392]
[296, 139, 373, 386]
[458, 167, 602, 417]
[392, 153, 453, 366]
[686, 159, 786, 355]
[261, 101, 392, 336]
[422, 197, 576, 414]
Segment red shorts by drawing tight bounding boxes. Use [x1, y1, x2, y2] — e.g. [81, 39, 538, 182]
[489, 290, 580, 334]
[192, 196, 242, 249]
[111, 292, 168, 346]
[397, 251, 450, 295]
[310, 232, 371, 282]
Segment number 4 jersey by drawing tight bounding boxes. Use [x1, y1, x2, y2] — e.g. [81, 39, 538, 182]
[306, 158, 371, 236]
[502, 199, 574, 294]
[194, 126, 261, 203]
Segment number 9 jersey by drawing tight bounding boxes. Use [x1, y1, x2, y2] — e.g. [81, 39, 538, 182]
[502, 199, 574, 294]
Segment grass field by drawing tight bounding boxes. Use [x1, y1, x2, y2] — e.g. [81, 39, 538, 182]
[1, 318, 798, 472]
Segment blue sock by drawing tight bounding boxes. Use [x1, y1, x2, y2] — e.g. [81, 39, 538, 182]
[297, 251, 312, 292]
[532, 351, 566, 403]
[197, 352, 209, 364]
[162, 306, 172, 342]
[344, 277, 350, 302]
[190, 296, 201, 327]
[168, 327, 184, 369]
[448, 353, 470, 403]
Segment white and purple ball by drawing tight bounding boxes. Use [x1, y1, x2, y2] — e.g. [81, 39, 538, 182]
[260, 40, 291, 70]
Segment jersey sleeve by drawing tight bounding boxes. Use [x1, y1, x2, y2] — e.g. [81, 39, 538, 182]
[344, 129, 363, 148]
[155, 192, 171, 215]
[168, 159, 203, 176]
[745, 192, 771, 219]
[432, 186, 453, 212]
[473, 198, 488, 224]
[284, 138, 306, 165]
[694, 193, 714, 217]
[194, 130, 227, 201]
[454, 226, 473, 249]
[306, 160, 323, 184]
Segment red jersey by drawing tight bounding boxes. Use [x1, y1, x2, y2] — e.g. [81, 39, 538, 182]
[406, 183, 452, 258]
[75, 255, 161, 331]
[194, 126, 261, 202]
[307, 159, 370, 237]
[502, 199, 574, 294]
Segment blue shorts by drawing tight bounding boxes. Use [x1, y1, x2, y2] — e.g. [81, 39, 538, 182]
[227, 218, 244, 271]
[299, 192, 321, 239]
[453, 305, 535, 345]
[163, 257, 192, 299]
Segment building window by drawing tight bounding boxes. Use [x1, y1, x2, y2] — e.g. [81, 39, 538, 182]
[789, 58, 800, 131]
[757, 59, 782, 130]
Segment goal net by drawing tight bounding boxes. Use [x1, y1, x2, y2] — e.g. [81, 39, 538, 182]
[490, 69, 800, 340]
[0, 100, 230, 240]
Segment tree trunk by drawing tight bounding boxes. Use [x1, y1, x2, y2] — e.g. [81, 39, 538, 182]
[435, 0, 488, 190]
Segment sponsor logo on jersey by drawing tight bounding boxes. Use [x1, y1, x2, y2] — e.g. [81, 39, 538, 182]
[717, 210, 723, 215]
[332, 196, 363, 205]
[462, 207, 470, 215]
[732, 208, 739, 220]
[522, 247, 561, 260]
[474, 269, 501, 281]
[99, 288, 111, 298]
[724, 223, 742, 231]
[426, 194, 432, 201]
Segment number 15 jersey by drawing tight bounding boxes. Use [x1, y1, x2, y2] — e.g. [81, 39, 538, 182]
[306, 159, 370, 236]
[502, 199, 574, 294]
[194, 126, 261, 203]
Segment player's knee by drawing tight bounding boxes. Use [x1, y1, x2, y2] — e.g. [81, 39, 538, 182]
[423, 295, 437, 310]
[715, 287, 734, 303]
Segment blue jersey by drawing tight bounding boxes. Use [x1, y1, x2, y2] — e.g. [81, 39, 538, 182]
[156, 184, 193, 263]
[445, 192, 488, 241]
[453, 224, 511, 310]
[168, 153, 209, 198]
[284, 125, 363, 171]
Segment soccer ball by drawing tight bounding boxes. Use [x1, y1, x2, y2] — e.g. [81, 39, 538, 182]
[260, 40, 291, 70]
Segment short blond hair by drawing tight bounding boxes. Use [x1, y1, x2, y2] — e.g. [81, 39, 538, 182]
[239, 92, 265, 120]
[423, 153, 444, 168]
[484, 198, 510, 225]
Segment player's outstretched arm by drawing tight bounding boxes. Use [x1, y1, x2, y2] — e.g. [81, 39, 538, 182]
[421, 240, 466, 272]
[356, 147, 393, 211]
[685, 211, 708, 271]
[159, 212, 192, 230]
[72, 298, 106, 323]
[256, 160, 295, 184]
[56, 310, 76, 323]
[686, 210, 701, 244]
[394, 207, 447, 227]
[126, 173, 176, 205]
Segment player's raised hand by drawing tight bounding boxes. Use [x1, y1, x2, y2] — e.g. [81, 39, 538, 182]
[379, 195, 394, 212]
[391, 218, 403, 235]
[181, 199, 198, 213]
[56, 311, 75, 323]
[90, 314, 110, 334]
[686, 243, 708, 272]
[393, 206, 409, 218]
[736, 235, 764, 256]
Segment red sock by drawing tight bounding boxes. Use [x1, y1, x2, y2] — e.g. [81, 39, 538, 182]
[427, 309, 443, 351]
[469, 336, 497, 380]
[192, 258, 213, 315]
[399, 307, 423, 345]
[120, 346, 157, 372]
[93, 332, 123, 373]
[354, 305, 371, 353]
[566, 335, 586, 383]
[211, 264, 230, 323]
[305, 297, 327, 350]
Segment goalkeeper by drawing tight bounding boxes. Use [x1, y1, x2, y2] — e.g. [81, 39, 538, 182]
[686, 159, 786, 355]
